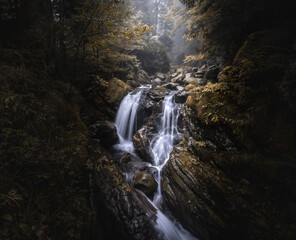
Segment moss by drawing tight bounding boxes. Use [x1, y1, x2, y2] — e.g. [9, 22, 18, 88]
[104, 78, 132, 107]
[186, 30, 296, 155]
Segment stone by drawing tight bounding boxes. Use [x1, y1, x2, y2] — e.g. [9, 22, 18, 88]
[147, 88, 169, 102]
[194, 71, 205, 78]
[152, 78, 162, 85]
[200, 64, 207, 70]
[176, 68, 183, 73]
[134, 171, 158, 196]
[137, 69, 150, 84]
[176, 86, 184, 91]
[133, 127, 153, 163]
[172, 72, 178, 78]
[184, 76, 207, 85]
[184, 77, 199, 84]
[175, 91, 188, 104]
[192, 67, 199, 72]
[91, 149, 155, 240]
[90, 121, 118, 148]
[164, 82, 178, 90]
[155, 72, 167, 81]
[126, 161, 148, 172]
[171, 74, 184, 84]
[119, 152, 132, 164]
[185, 73, 192, 79]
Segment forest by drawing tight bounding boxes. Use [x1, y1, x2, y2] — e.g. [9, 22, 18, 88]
[0, 0, 295, 239]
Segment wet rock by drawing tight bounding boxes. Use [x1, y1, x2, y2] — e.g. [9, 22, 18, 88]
[184, 76, 200, 84]
[185, 73, 192, 79]
[155, 72, 167, 81]
[163, 82, 178, 90]
[184, 76, 207, 85]
[172, 72, 178, 78]
[120, 152, 132, 164]
[126, 161, 148, 172]
[147, 167, 158, 179]
[171, 73, 184, 84]
[138, 91, 154, 128]
[133, 126, 153, 163]
[147, 88, 169, 102]
[90, 121, 118, 148]
[200, 64, 207, 71]
[175, 91, 189, 104]
[104, 78, 132, 108]
[176, 68, 184, 74]
[192, 67, 199, 72]
[194, 71, 205, 78]
[134, 171, 158, 196]
[92, 170, 154, 240]
[137, 69, 150, 84]
[152, 78, 162, 85]
[176, 86, 184, 91]
[161, 141, 283, 240]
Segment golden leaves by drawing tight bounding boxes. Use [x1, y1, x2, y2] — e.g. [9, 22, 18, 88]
[184, 53, 205, 63]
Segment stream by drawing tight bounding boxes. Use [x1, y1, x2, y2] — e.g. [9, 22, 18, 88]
[114, 87, 198, 240]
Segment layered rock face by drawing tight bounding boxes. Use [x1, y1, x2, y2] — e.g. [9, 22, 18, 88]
[161, 30, 296, 240]
[90, 144, 156, 240]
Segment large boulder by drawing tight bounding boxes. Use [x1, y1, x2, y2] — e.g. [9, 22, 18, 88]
[134, 171, 158, 196]
[184, 76, 206, 85]
[171, 73, 184, 84]
[163, 82, 179, 90]
[133, 126, 153, 163]
[152, 78, 162, 86]
[119, 152, 132, 164]
[155, 72, 167, 81]
[104, 78, 131, 108]
[175, 91, 188, 104]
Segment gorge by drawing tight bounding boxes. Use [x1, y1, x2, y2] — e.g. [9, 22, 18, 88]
[0, 0, 296, 239]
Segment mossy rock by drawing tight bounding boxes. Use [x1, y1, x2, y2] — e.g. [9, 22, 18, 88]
[104, 78, 132, 108]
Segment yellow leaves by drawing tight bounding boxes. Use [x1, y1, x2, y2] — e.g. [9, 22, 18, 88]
[184, 53, 205, 63]
[122, 24, 152, 41]
[196, 141, 207, 147]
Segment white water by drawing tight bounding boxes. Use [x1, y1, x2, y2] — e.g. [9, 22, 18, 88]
[114, 90, 143, 153]
[149, 93, 197, 240]
[114, 90, 197, 240]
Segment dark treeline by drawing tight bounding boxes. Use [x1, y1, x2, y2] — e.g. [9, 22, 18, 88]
[180, 0, 296, 60]
[0, 0, 154, 79]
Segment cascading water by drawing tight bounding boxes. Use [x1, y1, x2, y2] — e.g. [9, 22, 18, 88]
[114, 90, 143, 153]
[149, 93, 197, 240]
[150, 93, 179, 207]
[114, 89, 197, 240]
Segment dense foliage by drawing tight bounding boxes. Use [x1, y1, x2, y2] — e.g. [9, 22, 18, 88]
[179, 0, 296, 61]
[0, 0, 152, 238]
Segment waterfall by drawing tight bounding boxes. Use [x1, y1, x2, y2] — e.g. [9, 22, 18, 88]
[149, 93, 198, 240]
[114, 90, 143, 153]
[114, 90, 197, 240]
